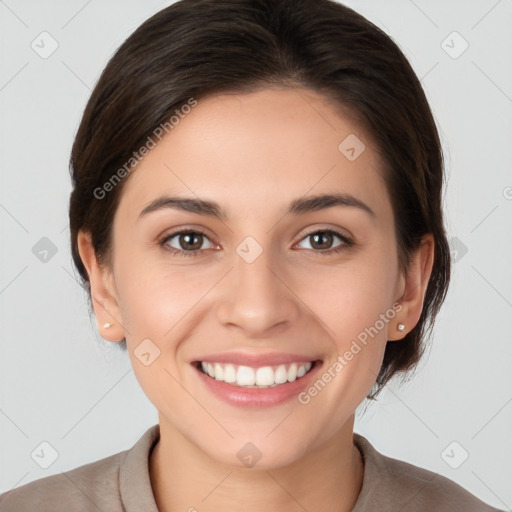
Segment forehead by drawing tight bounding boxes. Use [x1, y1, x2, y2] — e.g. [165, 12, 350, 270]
[115, 87, 390, 223]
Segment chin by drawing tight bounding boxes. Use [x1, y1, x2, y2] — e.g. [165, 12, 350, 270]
[202, 436, 313, 470]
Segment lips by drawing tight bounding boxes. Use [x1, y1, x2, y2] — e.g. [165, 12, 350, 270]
[189, 351, 323, 407]
[191, 356, 323, 408]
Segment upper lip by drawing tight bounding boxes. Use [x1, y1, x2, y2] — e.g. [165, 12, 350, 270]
[192, 351, 321, 368]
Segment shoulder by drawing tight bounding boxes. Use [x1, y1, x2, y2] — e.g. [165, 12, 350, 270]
[353, 433, 506, 512]
[0, 450, 127, 512]
[0, 424, 160, 512]
[382, 453, 503, 511]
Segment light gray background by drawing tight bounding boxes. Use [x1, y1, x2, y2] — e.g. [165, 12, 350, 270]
[1, 0, 511, 508]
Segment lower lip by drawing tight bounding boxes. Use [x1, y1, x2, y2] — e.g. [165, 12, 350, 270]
[192, 361, 323, 408]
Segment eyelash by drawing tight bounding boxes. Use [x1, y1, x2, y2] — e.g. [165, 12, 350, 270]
[158, 228, 354, 258]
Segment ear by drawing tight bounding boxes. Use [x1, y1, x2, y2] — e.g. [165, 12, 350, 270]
[77, 230, 125, 342]
[389, 233, 435, 341]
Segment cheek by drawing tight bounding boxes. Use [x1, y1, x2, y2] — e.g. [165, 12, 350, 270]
[113, 243, 208, 339]
[298, 252, 398, 340]
[295, 248, 398, 391]
[296, 267, 395, 428]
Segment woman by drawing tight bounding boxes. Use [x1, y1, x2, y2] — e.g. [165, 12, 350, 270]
[0, 0, 505, 510]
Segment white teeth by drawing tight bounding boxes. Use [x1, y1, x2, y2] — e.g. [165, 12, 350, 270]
[223, 364, 236, 383]
[256, 366, 274, 386]
[198, 361, 314, 388]
[237, 366, 256, 386]
[287, 363, 298, 381]
[274, 365, 288, 384]
[213, 363, 224, 381]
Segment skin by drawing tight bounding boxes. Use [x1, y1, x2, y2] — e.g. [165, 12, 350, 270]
[78, 86, 434, 512]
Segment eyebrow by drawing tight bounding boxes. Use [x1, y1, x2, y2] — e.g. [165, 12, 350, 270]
[138, 193, 376, 220]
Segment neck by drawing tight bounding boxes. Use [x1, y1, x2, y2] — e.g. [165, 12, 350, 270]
[149, 415, 364, 512]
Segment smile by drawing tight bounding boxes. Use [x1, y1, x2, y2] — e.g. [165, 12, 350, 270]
[196, 361, 315, 388]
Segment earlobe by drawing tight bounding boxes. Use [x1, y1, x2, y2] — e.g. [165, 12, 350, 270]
[390, 234, 435, 341]
[77, 230, 126, 342]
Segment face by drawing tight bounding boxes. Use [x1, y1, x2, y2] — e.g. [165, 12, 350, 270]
[80, 87, 432, 469]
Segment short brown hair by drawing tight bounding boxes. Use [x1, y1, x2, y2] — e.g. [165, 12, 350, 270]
[69, 0, 451, 399]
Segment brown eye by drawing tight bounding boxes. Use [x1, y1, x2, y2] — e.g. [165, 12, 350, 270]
[160, 229, 215, 257]
[296, 229, 353, 254]
[309, 231, 335, 250]
[176, 232, 204, 251]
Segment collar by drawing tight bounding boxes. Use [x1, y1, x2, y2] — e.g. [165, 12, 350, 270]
[119, 423, 160, 512]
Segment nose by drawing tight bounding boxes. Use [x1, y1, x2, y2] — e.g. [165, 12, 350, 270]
[216, 245, 301, 338]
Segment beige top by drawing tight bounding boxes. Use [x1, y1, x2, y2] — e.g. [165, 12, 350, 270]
[0, 423, 504, 511]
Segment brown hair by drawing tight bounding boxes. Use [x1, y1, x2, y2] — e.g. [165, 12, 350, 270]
[69, 0, 451, 399]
